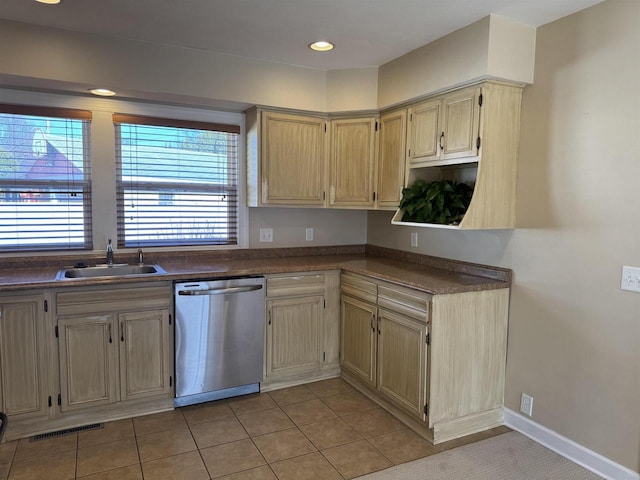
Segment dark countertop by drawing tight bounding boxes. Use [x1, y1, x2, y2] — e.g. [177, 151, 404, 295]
[0, 246, 510, 295]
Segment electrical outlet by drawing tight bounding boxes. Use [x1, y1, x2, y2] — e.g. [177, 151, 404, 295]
[259, 228, 273, 243]
[411, 232, 418, 248]
[621, 266, 640, 293]
[305, 228, 314, 241]
[520, 393, 533, 416]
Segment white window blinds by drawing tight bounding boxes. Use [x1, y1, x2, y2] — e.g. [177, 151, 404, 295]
[113, 114, 240, 248]
[0, 104, 92, 252]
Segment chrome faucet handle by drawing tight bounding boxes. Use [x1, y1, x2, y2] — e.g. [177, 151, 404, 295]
[106, 238, 114, 265]
[137, 248, 143, 266]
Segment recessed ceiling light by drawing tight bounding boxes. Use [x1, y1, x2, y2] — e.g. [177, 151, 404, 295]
[89, 88, 116, 97]
[35, 0, 61, 4]
[309, 41, 334, 52]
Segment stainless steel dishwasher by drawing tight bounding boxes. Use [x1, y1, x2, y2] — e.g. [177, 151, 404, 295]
[174, 276, 265, 407]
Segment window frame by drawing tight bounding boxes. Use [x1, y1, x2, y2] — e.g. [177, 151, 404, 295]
[0, 103, 93, 252]
[113, 113, 243, 249]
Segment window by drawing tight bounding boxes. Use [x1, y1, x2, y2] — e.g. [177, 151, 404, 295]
[0, 105, 92, 252]
[114, 114, 240, 248]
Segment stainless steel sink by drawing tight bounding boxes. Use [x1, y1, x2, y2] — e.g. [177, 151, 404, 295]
[55, 264, 167, 280]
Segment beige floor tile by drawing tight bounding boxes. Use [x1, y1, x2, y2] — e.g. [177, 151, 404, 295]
[181, 401, 234, 425]
[321, 390, 377, 416]
[132, 410, 186, 436]
[270, 452, 342, 480]
[322, 439, 392, 479]
[136, 425, 197, 463]
[189, 417, 248, 449]
[218, 465, 277, 480]
[8, 448, 76, 480]
[141, 450, 209, 480]
[228, 393, 276, 415]
[200, 438, 266, 478]
[281, 399, 337, 426]
[0, 463, 9, 480]
[252, 427, 316, 463]
[76, 464, 143, 480]
[78, 419, 135, 448]
[237, 407, 294, 437]
[268, 385, 317, 407]
[305, 378, 353, 397]
[299, 417, 362, 450]
[14, 433, 77, 460]
[367, 428, 437, 464]
[341, 407, 405, 438]
[0, 441, 16, 464]
[76, 437, 139, 477]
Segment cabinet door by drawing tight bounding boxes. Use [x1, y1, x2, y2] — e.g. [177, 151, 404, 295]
[377, 308, 429, 421]
[266, 296, 323, 378]
[58, 315, 118, 412]
[377, 110, 406, 208]
[119, 309, 172, 401]
[340, 295, 377, 388]
[407, 99, 440, 164]
[441, 87, 481, 160]
[262, 111, 326, 205]
[0, 296, 49, 419]
[329, 117, 377, 207]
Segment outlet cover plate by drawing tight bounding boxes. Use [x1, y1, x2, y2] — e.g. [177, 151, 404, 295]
[621, 266, 640, 293]
[259, 228, 273, 243]
[306, 228, 314, 241]
[520, 393, 533, 416]
[411, 232, 418, 248]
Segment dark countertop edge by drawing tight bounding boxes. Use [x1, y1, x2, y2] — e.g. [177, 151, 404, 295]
[0, 245, 511, 295]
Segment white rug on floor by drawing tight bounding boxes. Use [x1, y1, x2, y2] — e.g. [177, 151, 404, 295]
[355, 431, 603, 479]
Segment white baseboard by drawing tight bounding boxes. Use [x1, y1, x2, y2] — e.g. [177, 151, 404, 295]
[504, 408, 639, 480]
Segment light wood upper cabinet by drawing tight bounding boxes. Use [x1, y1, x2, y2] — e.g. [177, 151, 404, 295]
[329, 117, 377, 207]
[440, 87, 481, 160]
[377, 109, 407, 208]
[58, 315, 118, 412]
[407, 100, 440, 165]
[0, 294, 50, 419]
[247, 110, 326, 206]
[119, 309, 172, 401]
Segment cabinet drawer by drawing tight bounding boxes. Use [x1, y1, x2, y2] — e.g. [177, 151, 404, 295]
[56, 284, 171, 316]
[378, 283, 431, 322]
[267, 274, 325, 297]
[340, 273, 377, 304]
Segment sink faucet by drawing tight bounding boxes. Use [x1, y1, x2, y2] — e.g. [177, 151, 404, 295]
[106, 238, 114, 265]
[137, 248, 143, 266]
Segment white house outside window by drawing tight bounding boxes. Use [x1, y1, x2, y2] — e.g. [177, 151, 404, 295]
[0, 104, 92, 252]
[113, 114, 240, 248]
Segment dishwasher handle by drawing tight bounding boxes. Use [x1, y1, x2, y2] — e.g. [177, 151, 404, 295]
[177, 284, 263, 296]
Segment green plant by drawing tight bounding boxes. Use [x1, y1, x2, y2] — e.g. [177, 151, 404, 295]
[399, 179, 473, 225]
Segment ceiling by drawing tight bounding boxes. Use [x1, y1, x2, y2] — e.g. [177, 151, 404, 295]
[1, 0, 604, 71]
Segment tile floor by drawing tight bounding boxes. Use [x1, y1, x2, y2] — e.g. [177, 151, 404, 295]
[0, 378, 510, 480]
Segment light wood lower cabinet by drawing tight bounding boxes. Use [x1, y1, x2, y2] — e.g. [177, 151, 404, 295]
[262, 271, 340, 390]
[0, 293, 51, 420]
[56, 284, 173, 412]
[340, 272, 508, 444]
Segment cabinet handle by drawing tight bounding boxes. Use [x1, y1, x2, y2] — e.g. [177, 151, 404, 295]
[120, 321, 124, 342]
[371, 314, 375, 332]
[268, 310, 271, 326]
[108, 323, 112, 344]
[439, 132, 445, 151]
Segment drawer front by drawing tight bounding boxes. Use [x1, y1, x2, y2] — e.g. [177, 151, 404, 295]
[377, 282, 430, 322]
[266, 274, 325, 297]
[56, 284, 171, 316]
[340, 272, 377, 304]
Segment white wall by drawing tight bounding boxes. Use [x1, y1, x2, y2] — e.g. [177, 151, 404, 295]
[368, 0, 640, 471]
